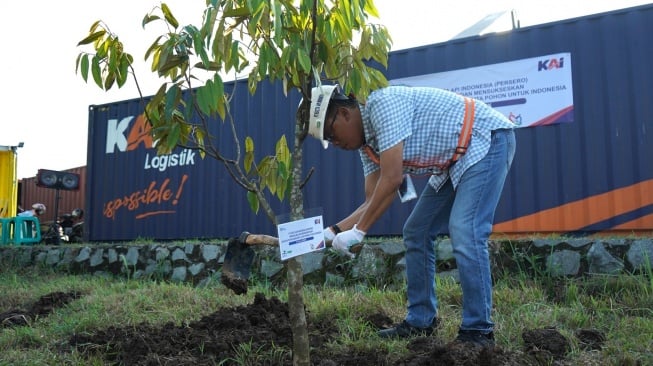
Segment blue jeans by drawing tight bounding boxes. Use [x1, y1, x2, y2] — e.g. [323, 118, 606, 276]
[403, 129, 516, 331]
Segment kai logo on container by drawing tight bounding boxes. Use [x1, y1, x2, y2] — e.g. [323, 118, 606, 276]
[538, 57, 564, 71]
[105, 114, 197, 172]
[105, 114, 152, 152]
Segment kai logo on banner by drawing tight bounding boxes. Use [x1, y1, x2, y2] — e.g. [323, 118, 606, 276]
[105, 114, 197, 172]
[538, 57, 564, 71]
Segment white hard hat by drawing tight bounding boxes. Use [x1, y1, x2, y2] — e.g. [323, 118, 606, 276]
[307, 84, 341, 149]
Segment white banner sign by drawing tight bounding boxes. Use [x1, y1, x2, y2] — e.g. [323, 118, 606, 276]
[277, 215, 326, 260]
[391, 52, 573, 127]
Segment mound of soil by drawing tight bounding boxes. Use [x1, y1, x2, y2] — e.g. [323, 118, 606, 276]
[4, 291, 606, 365]
[1, 291, 82, 328]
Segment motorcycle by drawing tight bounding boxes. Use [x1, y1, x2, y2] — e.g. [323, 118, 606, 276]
[42, 208, 84, 244]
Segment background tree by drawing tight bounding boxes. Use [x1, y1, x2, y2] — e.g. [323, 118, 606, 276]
[76, 0, 391, 364]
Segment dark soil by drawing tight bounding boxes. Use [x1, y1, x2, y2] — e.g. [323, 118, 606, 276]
[0, 291, 83, 328]
[2, 291, 607, 365]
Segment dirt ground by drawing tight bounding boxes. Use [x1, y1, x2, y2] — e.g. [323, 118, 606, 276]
[1, 291, 607, 366]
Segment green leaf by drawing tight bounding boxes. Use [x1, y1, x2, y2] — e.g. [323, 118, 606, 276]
[87, 20, 101, 33]
[247, 2, 263, 36]
[77, 30, 106, 46]
[117, 55, 130, 87]
[195, 129, 205, 155]
[191, 26, 210, 67]
[164, 85, 180, 121]
[142, 14, 160, 28]
[244, 151, 254, 174]
[368, 67, 389, 89]
[200, 6, 216, 40]
[247, 191, 259, 214]
[152, 84, 167, 104]
[91, 56, 102, 89]
[257, 156, 272, 190]
[230, 41, 241, 71]
[258, 44, 269, 79]
[275, 135, 290, 168]
[280, 46, 291, 67]
[211, 73, 226, 120]
[222, 31, 233, 70]
[341, 0, 352, 27]
[349, 68, 362, 94]
[96, 38, 110, 59]
[157, 54, 187, 78]
[278, 161, 287, 180]
[196, 83, 211, 116]
[161, 3, 179, 29]
[223, 7, 250, 18]
[267, 164, 277, 194]
[183, 94, 194, 121]
[297, 47, 311, 73]
[168, 120, 181, 149]
[80, 54, 89, 82]
[244, 136, 254, 173]
[272, 0, 283, 45]
[363, 0, 380, 18]
[276, 174, 285, 201]
[144, 35, 164, 62]
[104, 71, 115, 90]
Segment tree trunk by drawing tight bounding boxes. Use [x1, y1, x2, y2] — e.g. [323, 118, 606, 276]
[288, 111, 310, 365]
[287, 258, 309, 365]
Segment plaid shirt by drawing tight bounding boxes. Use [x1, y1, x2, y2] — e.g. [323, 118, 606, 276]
[358, 86, 515, 191]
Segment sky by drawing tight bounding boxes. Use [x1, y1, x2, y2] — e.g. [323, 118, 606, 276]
[1, 0, 650, 179]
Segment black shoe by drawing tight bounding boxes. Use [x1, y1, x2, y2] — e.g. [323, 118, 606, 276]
[455, 329, 495, 348]
[377, 319, 438, 339]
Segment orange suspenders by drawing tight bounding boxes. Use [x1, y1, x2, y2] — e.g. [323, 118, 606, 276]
[363, 96, 476, 172]
[451, 97, 476, 164]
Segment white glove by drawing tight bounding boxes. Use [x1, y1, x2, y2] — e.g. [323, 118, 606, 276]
[323, 227, 336, 243]
[332, 225, 366, 258]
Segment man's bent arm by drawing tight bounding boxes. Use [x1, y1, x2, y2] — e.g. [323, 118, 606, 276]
[355, 142, 404, 233]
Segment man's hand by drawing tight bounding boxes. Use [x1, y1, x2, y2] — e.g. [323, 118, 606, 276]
[332, 225, 366, 258]
[323, 227, 336, 243]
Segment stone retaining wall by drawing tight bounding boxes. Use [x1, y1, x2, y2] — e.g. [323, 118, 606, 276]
[1, 237, 651, 288]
